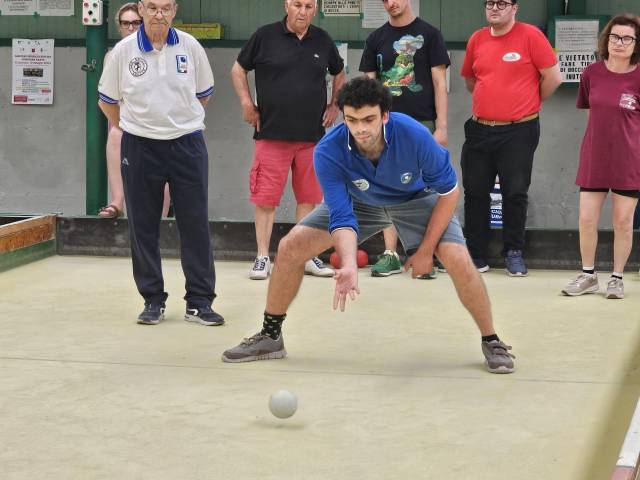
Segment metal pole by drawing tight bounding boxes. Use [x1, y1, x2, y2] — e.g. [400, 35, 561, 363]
[84, 0, 109, 215]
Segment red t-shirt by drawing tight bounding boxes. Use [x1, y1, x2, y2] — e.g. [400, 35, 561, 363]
[460, 22, 557, 121]
[576, 61, 640, 189]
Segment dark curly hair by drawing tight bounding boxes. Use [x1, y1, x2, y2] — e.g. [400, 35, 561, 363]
[336, 77, 393, 114]
[597, 14, 640, 65]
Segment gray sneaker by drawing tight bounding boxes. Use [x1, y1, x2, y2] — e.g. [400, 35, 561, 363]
[606, 277, 624, 299]
[562, 273, 599, 296]
[481, 340, 515, 374]
[221, 332, 287, 363]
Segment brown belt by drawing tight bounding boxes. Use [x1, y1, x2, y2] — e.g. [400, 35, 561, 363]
[472, 112, 539, 126]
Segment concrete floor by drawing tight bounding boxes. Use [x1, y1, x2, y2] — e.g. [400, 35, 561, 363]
[1, 256, 640, 480]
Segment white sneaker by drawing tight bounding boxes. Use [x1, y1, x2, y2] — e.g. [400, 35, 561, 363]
[249, 256, 271, 280]
[304, 257, 334, 277]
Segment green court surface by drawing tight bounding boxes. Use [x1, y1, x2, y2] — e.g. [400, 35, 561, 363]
[1, 256, 639, 479]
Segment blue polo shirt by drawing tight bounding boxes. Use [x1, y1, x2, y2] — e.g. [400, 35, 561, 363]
[313, 112, 457, 234]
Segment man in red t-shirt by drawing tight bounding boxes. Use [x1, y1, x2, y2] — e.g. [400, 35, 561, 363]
[460, 0, 561, 276]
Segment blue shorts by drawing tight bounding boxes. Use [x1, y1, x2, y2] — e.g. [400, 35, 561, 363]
[299, 191, 466, 252]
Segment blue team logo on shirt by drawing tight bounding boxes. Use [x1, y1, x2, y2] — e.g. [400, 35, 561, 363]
[400, 172, 413, 184]
[176, 55, 188, 73]
[352, 179, 370, 191]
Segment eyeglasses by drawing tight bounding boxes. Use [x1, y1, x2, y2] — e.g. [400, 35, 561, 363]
[119, 20, 142, 28]
[484, 1, 514, 10]
[608, 33, 637, 46]
[141, 3, 174, 16]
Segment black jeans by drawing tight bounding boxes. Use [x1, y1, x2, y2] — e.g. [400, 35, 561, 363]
[121, 131, 216, 308]
[461, 117, 540, 259]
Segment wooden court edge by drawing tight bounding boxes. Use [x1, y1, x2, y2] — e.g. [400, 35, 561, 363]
[0, 239, 56, 273]
[612, 399, 640, 480]
[0, 215, 56, 254]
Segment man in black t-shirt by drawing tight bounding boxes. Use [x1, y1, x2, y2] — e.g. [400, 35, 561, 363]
[359, 0, 450, 279]
[231, 0, 346, 280]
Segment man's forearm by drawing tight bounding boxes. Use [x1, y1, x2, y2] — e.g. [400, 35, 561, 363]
[98, 100, 120, 126]
[432, 66, 448, 132]
[540, 64, 562, 101]
[331, 228, 358, 268]
[464, 77, 476, 94]
[330, 70, 347, 105]
[230, 62, 253, 106]
[417, 187, 459, 254]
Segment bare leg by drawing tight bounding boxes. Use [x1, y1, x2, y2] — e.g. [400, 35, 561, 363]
[382, 225, 398, 251]
[255, 205, 276, 257]
[578, 191, 607, 267]
[161, 183, 171, 218]
[436, 242, 495, 336]
[611, 193, 638, 273]
[295, 203, 315, 222]
[265, 225, 333, 314]
[105, 127, 125, 212]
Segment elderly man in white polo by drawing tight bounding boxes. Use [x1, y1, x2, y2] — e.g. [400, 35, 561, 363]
[98, 0, 224, 326]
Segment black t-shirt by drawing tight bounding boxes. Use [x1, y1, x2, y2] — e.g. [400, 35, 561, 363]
[359, 18, 450, 121]
[237, 19, 344, 142]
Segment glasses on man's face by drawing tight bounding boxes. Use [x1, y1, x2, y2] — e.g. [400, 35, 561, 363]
[484, 1, 513, 10]
[120, 20, 142, 28]
[142, 3, 174, 16]
[608, 33, 637, 46]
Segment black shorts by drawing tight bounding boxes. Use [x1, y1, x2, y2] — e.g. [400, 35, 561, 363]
[579, 187, 640, 199]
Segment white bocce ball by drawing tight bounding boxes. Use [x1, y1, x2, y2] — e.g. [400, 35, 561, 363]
[269, 390, 298, 419]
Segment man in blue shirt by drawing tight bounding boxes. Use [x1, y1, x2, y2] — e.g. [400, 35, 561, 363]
[222, 77, 515, 374]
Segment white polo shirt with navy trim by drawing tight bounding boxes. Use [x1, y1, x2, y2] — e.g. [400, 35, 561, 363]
[99, 25, 214, 140]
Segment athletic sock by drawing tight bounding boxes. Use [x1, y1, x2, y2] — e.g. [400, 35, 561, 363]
[582, 266, 595, 275]
[612, 273, 623, 280]
[261, 312, 286, 340]
[482, 334, 500, 343]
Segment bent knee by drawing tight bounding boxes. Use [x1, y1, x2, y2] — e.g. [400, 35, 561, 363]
[436, 242, 470, 267]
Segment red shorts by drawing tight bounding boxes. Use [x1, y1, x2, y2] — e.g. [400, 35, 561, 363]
[249, 139, 323, 206]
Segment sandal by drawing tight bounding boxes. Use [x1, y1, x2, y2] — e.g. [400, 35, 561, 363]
[98, 204, 122, 218]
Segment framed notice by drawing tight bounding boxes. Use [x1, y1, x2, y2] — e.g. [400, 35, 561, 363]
[322, 0, 361, 16]
[557, 51, 597, 83]
[555, 19, 599, 51]
[0, 0, 73, 16]
[12, 39, 54, 104]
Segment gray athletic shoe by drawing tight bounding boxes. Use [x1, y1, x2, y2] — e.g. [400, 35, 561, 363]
[562, 273, 599, 296]
[481, 340, 515, 374]
[606, 277, 624, 299]
[221, 332, 287, 363]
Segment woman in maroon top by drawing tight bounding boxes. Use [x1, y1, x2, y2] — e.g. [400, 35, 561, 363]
[562, 14, 640, 299]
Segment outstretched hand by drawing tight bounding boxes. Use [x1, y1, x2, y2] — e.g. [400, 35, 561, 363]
[332, 266, 360, 312]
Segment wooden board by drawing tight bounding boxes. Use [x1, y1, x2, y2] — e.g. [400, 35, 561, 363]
[0, 215, 56, 254]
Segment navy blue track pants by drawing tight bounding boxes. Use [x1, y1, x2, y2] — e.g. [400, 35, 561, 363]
[121, 130, 216, 308]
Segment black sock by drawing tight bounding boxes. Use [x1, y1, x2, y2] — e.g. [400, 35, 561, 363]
[261, 312, 286, 340]
[482, 334, 500, 343]
[582, 268, 595, 275]
[611, 274, 623, 280]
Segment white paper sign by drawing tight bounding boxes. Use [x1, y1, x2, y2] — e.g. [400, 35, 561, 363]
[322, 0, 360, 16]
[12, 39, 54, 104]
[0, 0, 73, 16]
[557, 51, 597, 83]
[362, 0, 419, 29]
[555, 20, 599, 51]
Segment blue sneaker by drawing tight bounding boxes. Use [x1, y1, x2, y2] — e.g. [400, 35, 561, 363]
[137, 303, 166, 325]
[505, 250, 528, 277]
[185, 305, 225, 326]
